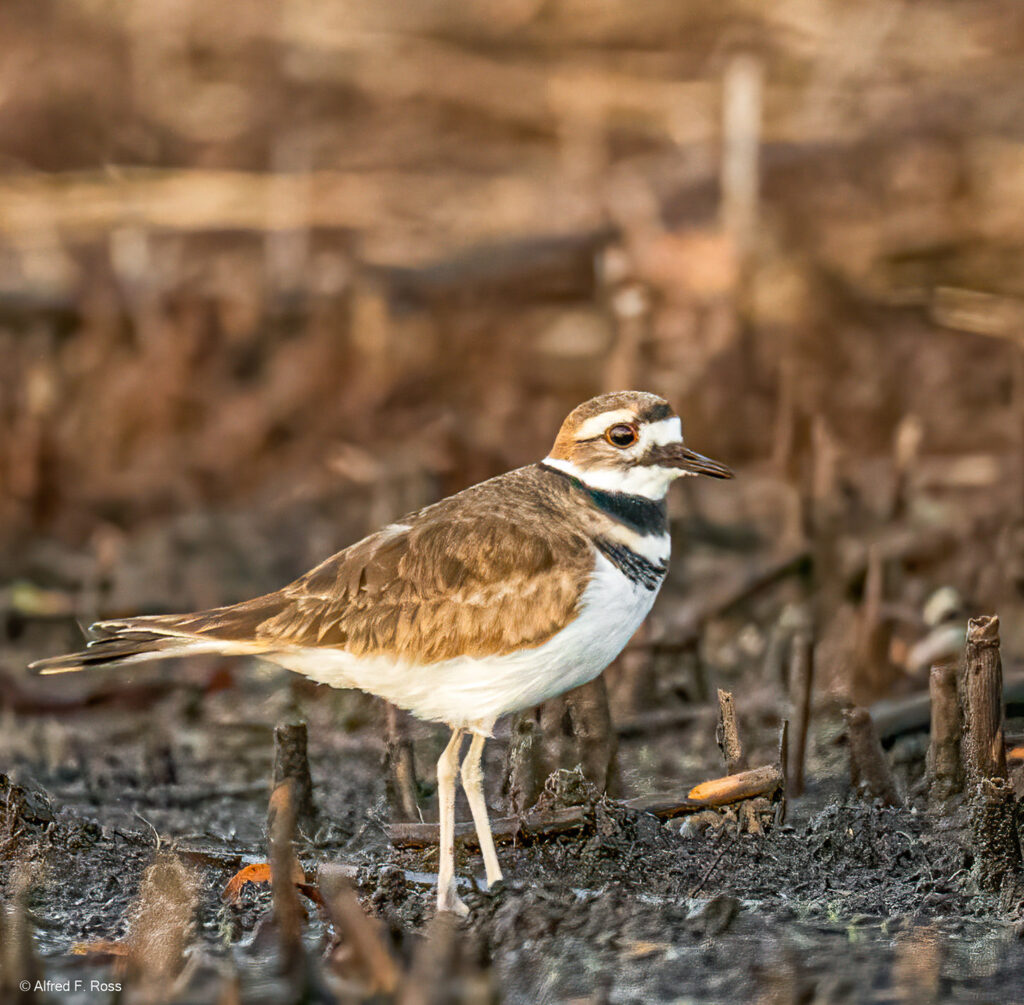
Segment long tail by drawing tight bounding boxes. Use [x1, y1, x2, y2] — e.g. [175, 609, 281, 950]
[27, 595, 284, 676]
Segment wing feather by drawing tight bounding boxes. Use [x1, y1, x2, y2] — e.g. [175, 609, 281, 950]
[80, 466, 595, 667]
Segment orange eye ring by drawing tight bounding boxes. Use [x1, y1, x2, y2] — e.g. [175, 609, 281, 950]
[605, 424, 638, 448]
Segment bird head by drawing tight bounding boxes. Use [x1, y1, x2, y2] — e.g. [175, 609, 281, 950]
[543, 390, 733, 499]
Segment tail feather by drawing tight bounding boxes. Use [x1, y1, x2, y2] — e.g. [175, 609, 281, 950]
[29, 633, 201, 675]
[27, 594, 286, 675]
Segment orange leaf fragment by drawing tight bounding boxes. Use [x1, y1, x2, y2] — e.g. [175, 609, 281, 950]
[221, 859, 307, 904]
[222, 862, 272, 904]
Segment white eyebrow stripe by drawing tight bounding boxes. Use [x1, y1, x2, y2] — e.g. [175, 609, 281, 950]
[575, 409, 637, 440]
[640, 416, 683, 449]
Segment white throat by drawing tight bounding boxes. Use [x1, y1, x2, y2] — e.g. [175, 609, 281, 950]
[541, 455, 687, 500]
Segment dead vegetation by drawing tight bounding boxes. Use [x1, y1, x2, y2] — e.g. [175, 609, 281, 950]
[7, 0, 1024, 1001]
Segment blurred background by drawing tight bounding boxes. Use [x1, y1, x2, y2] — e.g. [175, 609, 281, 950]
[8, 2, 1024, 999]
[4, 0, 1024, 724]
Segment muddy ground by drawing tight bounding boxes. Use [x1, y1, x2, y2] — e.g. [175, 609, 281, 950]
[4, 628, 1024, 1004]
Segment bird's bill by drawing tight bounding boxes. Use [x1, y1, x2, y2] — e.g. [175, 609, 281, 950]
[658, 443, 734, 479]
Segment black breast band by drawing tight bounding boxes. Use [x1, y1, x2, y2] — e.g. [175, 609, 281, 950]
[594, 538, 667, 591]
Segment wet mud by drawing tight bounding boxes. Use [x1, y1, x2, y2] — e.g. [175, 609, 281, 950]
[4, 666, 1024, 1004]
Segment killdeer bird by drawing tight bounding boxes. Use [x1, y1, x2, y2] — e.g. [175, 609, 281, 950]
[30, 391, 732, 915]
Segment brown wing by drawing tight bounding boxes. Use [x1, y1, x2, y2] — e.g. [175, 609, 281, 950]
[106, 468, 596, 664]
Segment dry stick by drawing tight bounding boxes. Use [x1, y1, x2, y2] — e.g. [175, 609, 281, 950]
[681, 764, 783, 806]
[319, 863, 399, 994]
[124, 854, 201, 994]
[775, 719, 789, 825]
[716, 689, 745, 774]
[688, 837, 737, 899]
[871, 670, 1024, 741]
[845, 707, 902, 807]
[383, 703, 420, 823]
[502, 712, 544, 816]
[854, 545, 891, 704]
[549, 675, 619, 798]
[389, 765, 783, 848]
[720, 51, 763, 257]
[764, 623, 794, 693]
[926, 662, 963, 803]
[839, 524, 962, 586]
[607, 620, 657, 719]
[961, 615, 1007, 787]
[960, 616, 1019, 892]
[397, 912, 478, 1005]
[267, 782, 305, 977]
[1013, 344, 1024, 519]
[505, 675, 620, 816]
[615, 705, 707, 740]
[273, 723, 316, 832]
[645, 549, 809, 653]
[890, 414, 923, 522]
[787, 631, 814, 797]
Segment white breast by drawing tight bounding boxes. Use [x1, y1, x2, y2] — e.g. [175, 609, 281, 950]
[267, 549, 664, 730]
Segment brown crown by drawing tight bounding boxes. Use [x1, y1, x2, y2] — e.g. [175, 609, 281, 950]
[548, 391, 676, 462]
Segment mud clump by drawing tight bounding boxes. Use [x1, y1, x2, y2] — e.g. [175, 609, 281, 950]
[516, 767, 676, 889]
[528, 765, 604, 816]
[0, 774, 54, 860]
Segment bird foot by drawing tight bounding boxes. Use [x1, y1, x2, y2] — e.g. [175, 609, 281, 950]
[437, 880, 470, 917]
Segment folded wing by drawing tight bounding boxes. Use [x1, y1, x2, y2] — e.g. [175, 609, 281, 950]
[29, 476, 595, 674]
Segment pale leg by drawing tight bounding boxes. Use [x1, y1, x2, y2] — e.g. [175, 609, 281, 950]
[460, 732, 503, 887]
[436, 727, 468, 915]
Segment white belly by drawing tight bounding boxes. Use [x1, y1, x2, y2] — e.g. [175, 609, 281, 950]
[267, 550, 663, 730]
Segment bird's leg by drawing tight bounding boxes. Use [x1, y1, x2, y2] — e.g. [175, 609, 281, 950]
[436, 727, 468, 915]
[460, 732, 503, 888]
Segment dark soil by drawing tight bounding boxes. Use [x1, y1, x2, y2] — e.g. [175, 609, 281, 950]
[4, 650, 1024, 1004]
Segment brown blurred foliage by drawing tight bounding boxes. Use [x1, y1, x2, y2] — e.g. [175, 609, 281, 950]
[3, 0, 1024, 603]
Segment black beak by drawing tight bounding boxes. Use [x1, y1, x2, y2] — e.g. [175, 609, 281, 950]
[656, 443, 734, 479]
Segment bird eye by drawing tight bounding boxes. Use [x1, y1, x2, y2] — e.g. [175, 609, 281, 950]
[605, 424, 638, 448]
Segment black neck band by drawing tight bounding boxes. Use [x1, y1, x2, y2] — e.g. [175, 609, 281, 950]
[539, 463, 668, 537]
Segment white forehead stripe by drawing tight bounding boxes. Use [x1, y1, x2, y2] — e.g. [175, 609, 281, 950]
[642, 417, 683, 448]
[575, 409, 637, 441]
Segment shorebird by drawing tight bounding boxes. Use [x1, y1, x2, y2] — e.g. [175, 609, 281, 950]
[30, 391, 732, 914]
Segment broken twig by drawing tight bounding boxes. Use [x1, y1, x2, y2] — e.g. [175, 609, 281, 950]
[124, 854, 200, 995]
[846, 706, 902, 807]
[716, 689, 745, 774]
[390, 765, 782, 847]
[775, 718, 789, 825]
[320, 863, 399, 994]
[273, 722, 316, 832]
[268, 782, 305, 976]
[961, 615, 1007, 787]
[926, 662, 963, 803]
[383, 703, 420, 823]
[787, 630, 814, 797]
